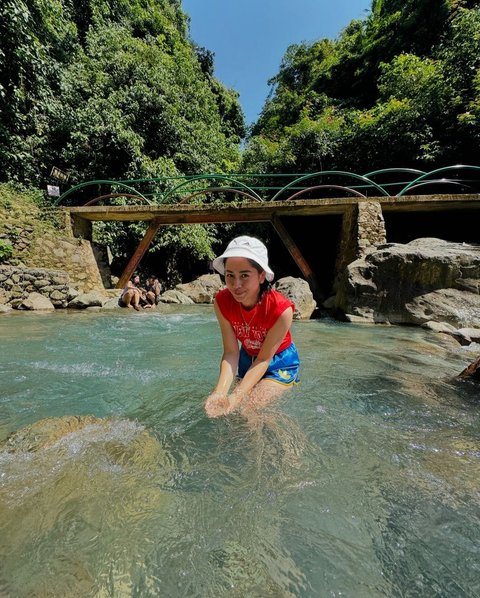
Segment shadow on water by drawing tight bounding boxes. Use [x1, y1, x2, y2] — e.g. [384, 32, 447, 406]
[0, 310, 478, 597]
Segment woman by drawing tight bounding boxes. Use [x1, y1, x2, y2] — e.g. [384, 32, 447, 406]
[205, 236, 300, 418]
[144, 275, 162, 308]
[119, 276, 143, 311]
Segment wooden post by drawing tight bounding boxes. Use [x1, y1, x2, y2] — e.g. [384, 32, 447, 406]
[271, 215, 324, 302]
[116, 219, 162, 289]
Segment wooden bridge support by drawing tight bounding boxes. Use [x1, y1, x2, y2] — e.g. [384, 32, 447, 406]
[116, 218, 162, 289]
[271, 215, 324, 302]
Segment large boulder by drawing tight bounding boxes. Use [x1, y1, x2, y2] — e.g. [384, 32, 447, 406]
[68, 290, 107, 309]
[334, 238, 480, 326]
[175, 274, 223, 304]
[159, 289, 194, 304]
[274, 276, 317, 320]
[17, 291, 55, 311]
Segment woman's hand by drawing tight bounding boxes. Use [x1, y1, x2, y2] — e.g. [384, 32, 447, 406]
[204, 391, 230, 418]
[204, 390, 247, 418]
[226, 390, 246, 414]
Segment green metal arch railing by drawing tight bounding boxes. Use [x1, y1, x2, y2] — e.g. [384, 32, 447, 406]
[270, 171, 390, 201]
[363, 167, 426, 179]
[56, 180, 151, 206]
[161, 174, 263, 203]
[55, 165, 480, 206]
[284, 184, 367, 201]
[177, 187, 262, 204]
[84, 193, 148, 206]
[396, 165, 480, 197]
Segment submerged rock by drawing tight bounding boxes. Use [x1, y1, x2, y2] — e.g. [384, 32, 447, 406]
[1, 415, 168, 470]
[1, 415, 102, 452]
[458, 356, 480, 381]
[0, 415, 173, 596]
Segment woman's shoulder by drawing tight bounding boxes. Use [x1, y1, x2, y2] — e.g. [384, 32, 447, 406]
[264, 288, 295, 315]
[266, 288, 293, 305]
[215, 287, 230, 301]
[214, 287, 231, 309]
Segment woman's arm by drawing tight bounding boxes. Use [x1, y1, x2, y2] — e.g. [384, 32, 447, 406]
[204, 301, 240, 416]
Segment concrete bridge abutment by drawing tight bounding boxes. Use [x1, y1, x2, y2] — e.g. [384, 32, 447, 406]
[334, 201, 386, 286]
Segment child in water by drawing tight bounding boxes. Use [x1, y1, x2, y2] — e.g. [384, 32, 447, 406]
[205, 236, 300, 418]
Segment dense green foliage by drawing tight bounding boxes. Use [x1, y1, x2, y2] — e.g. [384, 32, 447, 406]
[0, 0, 244, 185]
[0, 0, 245, 278]
[244, 0, 480, 174]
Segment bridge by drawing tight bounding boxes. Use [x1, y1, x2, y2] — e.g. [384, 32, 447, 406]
[57, 166, 480, 299]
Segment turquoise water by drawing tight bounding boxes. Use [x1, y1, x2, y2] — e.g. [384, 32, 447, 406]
[0, 307, 479, 597]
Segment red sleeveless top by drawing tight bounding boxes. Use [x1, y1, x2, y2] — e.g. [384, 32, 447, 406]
[215, 288, 294, 357]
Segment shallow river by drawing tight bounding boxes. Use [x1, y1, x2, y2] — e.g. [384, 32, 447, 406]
[0, 307, 479, 597]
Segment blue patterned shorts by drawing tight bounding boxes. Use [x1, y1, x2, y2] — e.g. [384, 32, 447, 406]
[238, 343, 300, 386]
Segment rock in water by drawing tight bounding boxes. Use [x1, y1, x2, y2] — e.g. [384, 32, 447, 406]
[1, 415, 101, 452]
[274, 276, 317, 320]
[334, 238, 480, 327]
[458, 356, 480, 381]
[0, 415, 173, 597]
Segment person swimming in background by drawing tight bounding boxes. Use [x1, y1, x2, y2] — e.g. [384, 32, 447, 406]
[205, 236, 300, 418]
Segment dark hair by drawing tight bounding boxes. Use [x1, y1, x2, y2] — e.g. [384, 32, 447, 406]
[247, 259, 272, 298]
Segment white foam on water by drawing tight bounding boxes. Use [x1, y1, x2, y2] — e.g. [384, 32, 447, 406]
[27, 360, 160, 382]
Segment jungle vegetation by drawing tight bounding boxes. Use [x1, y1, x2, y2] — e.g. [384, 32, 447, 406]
[244, 0, 480, 174]
[1, 0, 479, 281]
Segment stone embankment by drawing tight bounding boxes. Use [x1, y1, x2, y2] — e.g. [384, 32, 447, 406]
[0, 195, 111, 292]
[0, 266, 71, 311]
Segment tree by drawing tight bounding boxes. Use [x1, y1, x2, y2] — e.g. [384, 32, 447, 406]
[0, 0, 245, 276]
[244, 1, 480, 174]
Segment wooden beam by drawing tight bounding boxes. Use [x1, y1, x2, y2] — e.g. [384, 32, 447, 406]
[271, 214, 324, 302]
[63, 194, 480, 224]
[116, 219, 162, 289]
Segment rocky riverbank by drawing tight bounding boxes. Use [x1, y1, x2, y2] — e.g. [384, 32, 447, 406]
[0, 269, 318, 319]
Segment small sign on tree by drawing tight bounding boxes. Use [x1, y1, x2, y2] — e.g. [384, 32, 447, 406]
[47, 185, 60, 197]
[50, 166, 70, 182]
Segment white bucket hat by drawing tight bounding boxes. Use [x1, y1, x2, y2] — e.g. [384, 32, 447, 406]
[212, 236, 274, 282]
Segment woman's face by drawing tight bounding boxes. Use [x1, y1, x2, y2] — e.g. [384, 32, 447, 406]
[224, 257, 266, 308]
